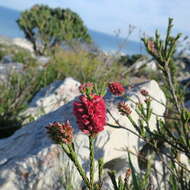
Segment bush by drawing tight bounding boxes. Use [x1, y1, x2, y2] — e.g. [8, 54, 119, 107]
[47, 47, 129, 86]
[0, 62, 43, 138]
[17, 5, 91, 55]
[118, 54, 147, 67]
[0, 42, 37, 66]
[45, 19, 190, 190]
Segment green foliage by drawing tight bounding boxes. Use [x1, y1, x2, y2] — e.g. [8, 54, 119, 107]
[0, 43, 45, 138]
[17, 4, 92, 55]
[0, 42, 37, 66]
[108, 170, 127, 190]
[0, 49, 6, 60]
[126, 18, 190, 188]
[106, 18, 190, 190]
[12, 50, 33, 63]
[118, 54, 147, 67]
[142, 18, 184, 113]
[142, 19, 190, 158]
[48, 47, 128, 86]
[0, 63, 43, 138]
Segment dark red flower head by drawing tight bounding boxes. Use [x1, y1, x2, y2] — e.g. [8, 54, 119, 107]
[140, 89, 149, 96]
[79, 82, 94, 95]
[108, 82, 125, 96]
[73, 95, 106, 136]
[147, 40, 157, 55]
[117, 101, 132, 116]
[46, 121, 73, 144]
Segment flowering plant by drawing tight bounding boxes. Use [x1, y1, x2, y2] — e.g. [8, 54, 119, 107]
[108, 82, 125, 96]
[46, 82, 108, 190]
[73, 95, 106, 136]
[46, 19, 190, 190]
[46, 121, 73, 144]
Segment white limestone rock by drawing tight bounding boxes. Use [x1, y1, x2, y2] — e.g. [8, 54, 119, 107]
[0, 80, 167, 190]
[21, 77, 81, 123]
[12, 38, 34, 53]
[129, 59, 157, 72]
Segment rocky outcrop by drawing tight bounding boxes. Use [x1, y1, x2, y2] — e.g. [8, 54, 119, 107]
[0, 79, 167, 190]
[21, 78, 81, 123]
[129, 58, 157, 72]
[12, 38, 34, 53]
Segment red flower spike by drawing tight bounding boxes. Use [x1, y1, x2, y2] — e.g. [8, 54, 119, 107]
[79, 82, 94, 95]
[73, 95, 106, 136]
[140, 89, 149, 96]
[46, 121, 73, 144]
[147, 40, 157, 55]
[118, 102, 132, 116]
[108, 82, 125, 96]
[125, 168, 132, 183]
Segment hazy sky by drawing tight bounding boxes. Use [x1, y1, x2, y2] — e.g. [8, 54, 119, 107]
[0, 0, 189, 40]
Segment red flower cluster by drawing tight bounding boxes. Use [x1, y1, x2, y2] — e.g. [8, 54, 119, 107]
[46, 121, 73, 144]
[117, 102, 132, 116]
[73, 95, 106, 135]
[147, 40, 157, 55]
[140, 89, 149, 96]
[108, 82, 125, 96]
[79, 82, 94, 95]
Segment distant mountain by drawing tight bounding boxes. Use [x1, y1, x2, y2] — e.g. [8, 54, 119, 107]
[0, 6, 145, 54]
[89, 29, 145, 54]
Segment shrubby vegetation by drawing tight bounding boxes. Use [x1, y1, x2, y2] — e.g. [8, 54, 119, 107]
[46, 19, 190, 189]
[0, 43, 35, 64]
[17, 5, 91, 55]
[49, 47, 128, 85]
[0, 45, 43, 137]
[118, 54, 146, 67]
[0, 41, 128, 138]
[0, 71, 41, 137]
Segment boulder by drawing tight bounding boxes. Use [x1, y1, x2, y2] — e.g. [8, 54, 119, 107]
[0, 79, 167, 189]
[129, 59, 157, 72]
[21, 78, 81, 123]
[12, 38, 34, 53]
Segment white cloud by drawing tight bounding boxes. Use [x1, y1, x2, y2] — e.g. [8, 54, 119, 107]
[1, 0, 190, 40]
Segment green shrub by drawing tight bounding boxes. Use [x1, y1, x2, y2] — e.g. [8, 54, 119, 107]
[17, 5, 91, 55]
[0, 43, 37, 66]
[118, 54, 147, 67]
[0, 66, 43, 138]
[44, 18, 190, 190]
[49, 48, 129, 86]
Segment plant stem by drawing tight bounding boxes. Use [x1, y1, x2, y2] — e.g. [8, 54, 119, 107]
[106, 109, 190, 172]
[61, 144, 91, 188]
[165, 65, 182, 114]
[98, 158, 104, 189]
[89, 135, 95, 189]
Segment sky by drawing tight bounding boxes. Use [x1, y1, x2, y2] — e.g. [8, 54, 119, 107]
[0, 0, 190, 41]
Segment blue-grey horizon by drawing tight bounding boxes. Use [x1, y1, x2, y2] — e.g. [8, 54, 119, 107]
[0, 0, 189, 41]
